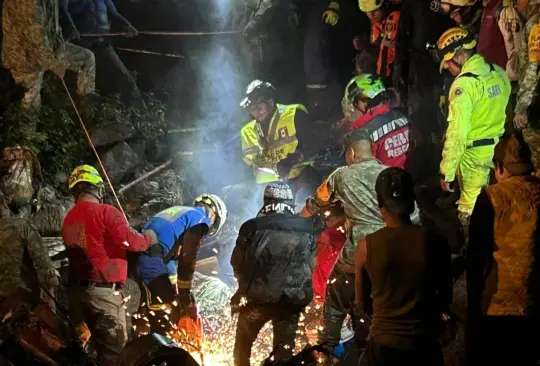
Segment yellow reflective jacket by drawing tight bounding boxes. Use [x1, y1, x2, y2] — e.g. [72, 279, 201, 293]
[441, 54, 510, 182]
[241, 104, 307, 184]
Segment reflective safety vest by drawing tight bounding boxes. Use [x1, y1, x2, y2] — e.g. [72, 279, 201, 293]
[241, 104, 307, 184]
[376, 10, 400, 78]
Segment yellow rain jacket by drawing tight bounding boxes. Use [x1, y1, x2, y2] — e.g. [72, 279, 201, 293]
[441, 54, 510, 214]
[241, 104, 307, 184]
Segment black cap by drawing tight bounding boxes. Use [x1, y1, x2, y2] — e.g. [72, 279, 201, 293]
[340, 128, 371, 156]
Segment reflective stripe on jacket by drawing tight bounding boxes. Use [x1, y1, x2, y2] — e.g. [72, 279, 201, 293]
[441, 54, 510, 182]
[241, 104, 307, 184]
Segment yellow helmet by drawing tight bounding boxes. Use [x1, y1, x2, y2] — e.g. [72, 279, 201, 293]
[441, 0, 476, 6]
[358, 0, 384, 12]
[68, 165, 104, 190]
[434, 27, 477, 72]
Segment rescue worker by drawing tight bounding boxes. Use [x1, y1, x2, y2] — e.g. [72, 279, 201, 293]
[342, 74, 411, 169]
[237, 0, 300, 100]
[467, 135, 540, 365]
[434, 27, 511, 230]
[0, 190, 58, 309]
[240, 80, 313, 185]
[395, 0, 453, 179]
[430, 0, 482, 32]
[514, 0, 540, 169]
[300, 129, 389, 356]
[359, 0, 401, 84]
[62, 165, 158, 365]
[133, 195, 227, 336]
[2, 0, 96, 110]
[302, 0, 339, 115]
[433, 0, 522, 80]
[231, 182, 316, 366]
[58, 0, 144, 108]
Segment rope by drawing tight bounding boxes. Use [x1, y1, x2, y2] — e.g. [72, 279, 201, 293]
[81, 30, 239, 37]
[59, 78, 129, 224]
[117, 47, 188, 59]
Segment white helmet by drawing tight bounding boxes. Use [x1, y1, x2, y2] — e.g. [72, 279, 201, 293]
[193, 194, 228, 236]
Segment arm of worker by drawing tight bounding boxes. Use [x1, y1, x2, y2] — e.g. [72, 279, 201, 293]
[466, 189, 494, 317]
[175, 224, 209, 291]
[24, 0, 61, 69]
[104, 205, 158, 252]
[498, 6, 522, 81]
[299, 167, 344, 217]
[515, 20, 540, 122]
[355, 238, 372, 316]
[22, 220, 59, 308]
[105, 0, 137, 32]
[231, 220, 255, 284]
[440, 78, 474, 183]
[58, 0, 80, 40]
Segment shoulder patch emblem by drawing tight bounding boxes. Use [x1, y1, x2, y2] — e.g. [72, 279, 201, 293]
[454, 88, 463, 97]
[528, 24, 540, 63]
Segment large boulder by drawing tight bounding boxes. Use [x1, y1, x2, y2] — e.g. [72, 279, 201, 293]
[99, 142, 141, 184]
[90, 122, 136, 148]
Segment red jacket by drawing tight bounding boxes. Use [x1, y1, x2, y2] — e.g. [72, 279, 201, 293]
[477, 0, 507, 69]
[349, 104, 410, 169]
[313, 221, 346, 303]
[62, 201, 153, 284]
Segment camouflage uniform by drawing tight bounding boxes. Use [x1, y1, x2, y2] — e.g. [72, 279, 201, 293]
[0, 217, 59, 298]
[515, 8, 540, 167]
[2, 0, 95, 109]
[304, 158, 387, 351]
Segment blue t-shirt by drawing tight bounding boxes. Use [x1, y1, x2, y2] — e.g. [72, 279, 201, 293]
[135, 206, 211, 284]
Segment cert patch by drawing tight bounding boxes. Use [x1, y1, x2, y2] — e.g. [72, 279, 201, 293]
[453, 88, 463, 97]
[279, 127, 289, 138]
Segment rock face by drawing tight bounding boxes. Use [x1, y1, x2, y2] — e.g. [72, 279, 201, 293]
[100, 142, 141, 184]
[90, 122, 136, 148]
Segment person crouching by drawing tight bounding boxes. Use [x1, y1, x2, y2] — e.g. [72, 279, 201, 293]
[231, 182, 317, 365]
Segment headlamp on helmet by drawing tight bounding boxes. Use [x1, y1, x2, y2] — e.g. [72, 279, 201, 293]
[240, 80, 276, 109]
[193, 194, 228, 237]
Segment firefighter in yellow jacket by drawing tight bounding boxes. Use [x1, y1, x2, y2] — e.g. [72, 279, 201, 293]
[240, 80, 312, 184]
[434, 28, 510, 227]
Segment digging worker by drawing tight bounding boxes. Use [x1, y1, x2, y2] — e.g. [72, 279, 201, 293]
[300, 128, 390, 355]
[61, 165, 158, 365]
[342, 73, 411, 170]
[133, 194, 227, 335]
[2, 0, 95, 110]
[434, 27, 510, 230]
[231, 182, 316, 365]
[240, 80, 313, 185]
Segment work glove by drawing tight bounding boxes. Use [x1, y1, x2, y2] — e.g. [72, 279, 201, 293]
[125, 22, 138, 38]
[51, 64, 67, 79]
[440, 178, 455, 193]
[277, 152, 304, 180]
[322, 1, 340, 26]
[65, 26, 81, 41]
